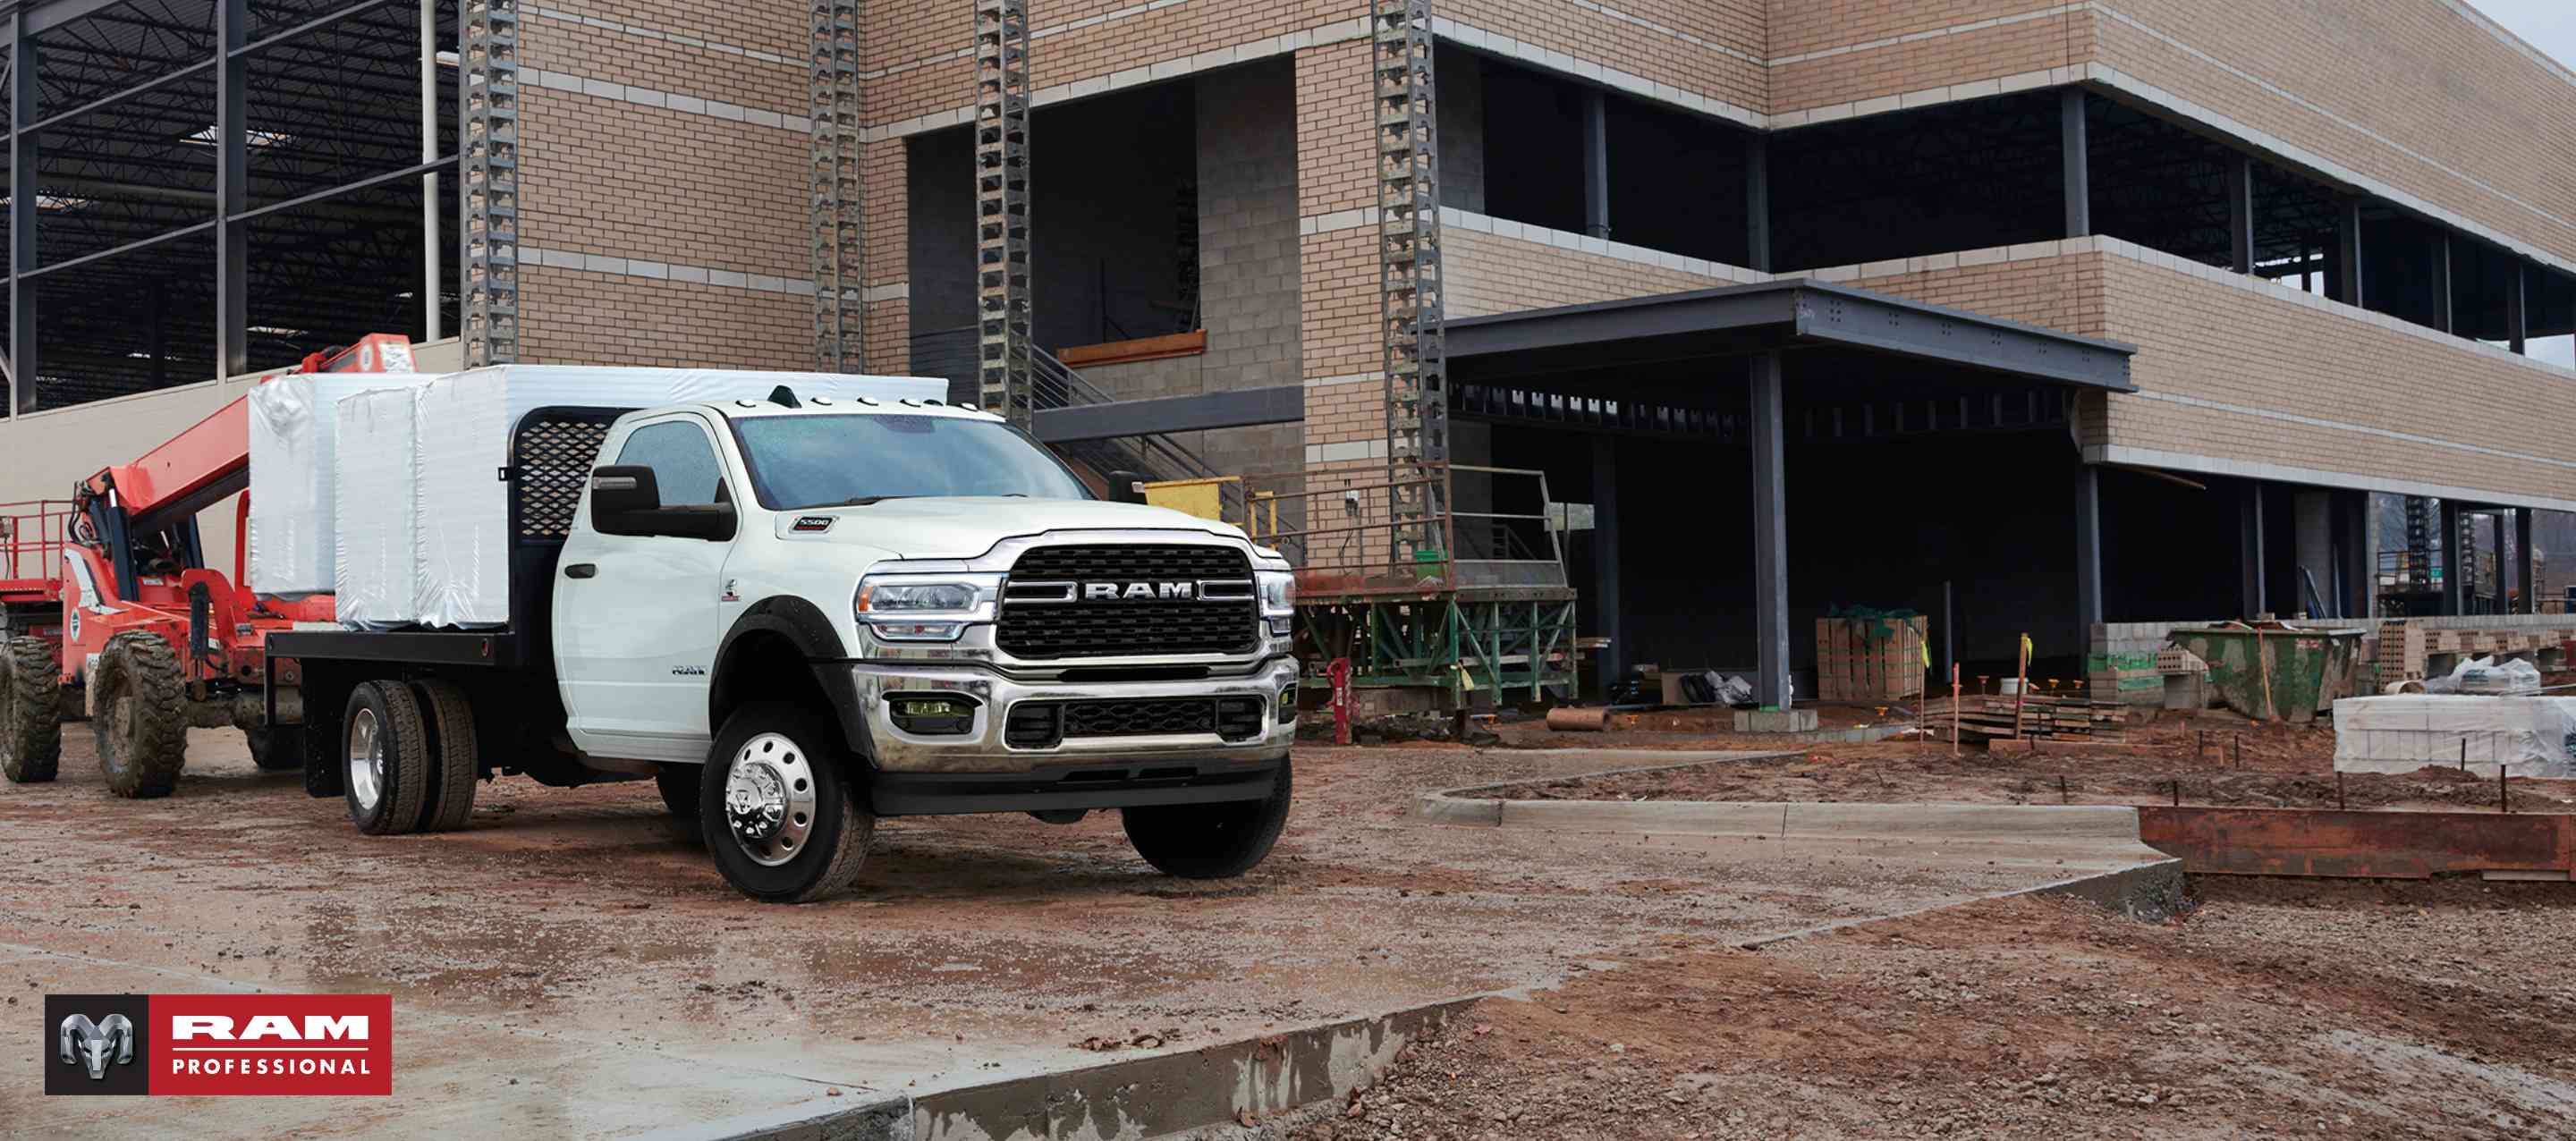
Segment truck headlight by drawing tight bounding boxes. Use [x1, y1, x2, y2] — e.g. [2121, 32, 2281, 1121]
[854, 572, 1003, 641]
[1257, 570, 1296, 638]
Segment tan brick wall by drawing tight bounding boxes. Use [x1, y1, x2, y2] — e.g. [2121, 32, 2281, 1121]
[541, 0, 808, 60]
[521, 266, 809, 368]
[520, 88, 809, 278]
[523, 13, 806, 114]
[1831, 243, 2576, 504]
[1771, 7, 2094, 113]
[1448, 0, 1767, 113]
[1445, 229, 1734, 317]
[2097, 0, 2576, 267]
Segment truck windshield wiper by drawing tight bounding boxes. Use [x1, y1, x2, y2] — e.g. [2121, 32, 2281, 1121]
[826, 494, 913, 507]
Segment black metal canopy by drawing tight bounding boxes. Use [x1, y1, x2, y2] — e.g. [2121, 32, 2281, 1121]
[1445, 278, 2138, 393]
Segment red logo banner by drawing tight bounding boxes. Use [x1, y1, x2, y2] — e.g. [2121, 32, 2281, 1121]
[146, 994, 393, 1096]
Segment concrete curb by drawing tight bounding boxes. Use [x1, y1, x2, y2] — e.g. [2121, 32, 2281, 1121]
[693, 1002, 1471, 1141]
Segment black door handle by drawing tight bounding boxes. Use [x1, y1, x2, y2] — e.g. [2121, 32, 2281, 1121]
[564, 563, 597, 579]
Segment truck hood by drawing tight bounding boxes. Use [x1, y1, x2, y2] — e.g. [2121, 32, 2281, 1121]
[777, 496, 1251, 560]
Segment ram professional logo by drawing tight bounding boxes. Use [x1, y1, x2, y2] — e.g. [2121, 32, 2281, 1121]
[60, 1013, 136, 1081]
[1083, 581, 1195, 601]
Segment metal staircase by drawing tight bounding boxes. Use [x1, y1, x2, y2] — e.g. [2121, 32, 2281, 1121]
[1029, 347, 1249, 521]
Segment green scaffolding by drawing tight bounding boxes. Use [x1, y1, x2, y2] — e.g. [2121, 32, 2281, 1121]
[1300, 592, 1580, 708]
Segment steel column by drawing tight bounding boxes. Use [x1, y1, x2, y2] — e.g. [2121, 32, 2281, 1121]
[810, 0, 865, 370]
[2509, 261, 2528, 355]
[973, 0, 1033, 424]
[2441, 499, 2466, 615]
[462, 0, 521, 366]
[1590, 434, 1623, 698]
[2518, 506, 2537, 614]
[2074, 462, 2103, 655]
[2240, 479, 2267, 616]
[2493, 508, 2510, 613]
[2060, 88, 2089, 239]
[2334, 198, 2363, 308]
[2224, 155, 2253, 275]
[419, 0, 441, 342]
[2339, 488, 2373, 620]
[1580, 88, 1608, 240]
[1371, 0, 1447, 550]
[1743, 134, 1769, 273]
[215, 0, 248, 377]
[1750, 351, 1789, 707]
[8, 18, 36, 415]
[2428, 233, 2453, 334]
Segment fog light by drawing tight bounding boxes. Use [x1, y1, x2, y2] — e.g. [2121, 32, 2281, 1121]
[888, 695, 976, 735]
[1267, 616, 1292, 638]
[1277, 686, 1298, 723]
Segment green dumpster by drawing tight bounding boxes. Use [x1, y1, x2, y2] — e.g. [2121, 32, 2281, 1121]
[2166, 623, 2367, 724]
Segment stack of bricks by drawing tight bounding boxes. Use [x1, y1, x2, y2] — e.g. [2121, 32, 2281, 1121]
[2087, 621, 2173, 707]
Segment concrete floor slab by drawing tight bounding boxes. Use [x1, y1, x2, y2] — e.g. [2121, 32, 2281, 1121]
[3, 735, 2168, 1137]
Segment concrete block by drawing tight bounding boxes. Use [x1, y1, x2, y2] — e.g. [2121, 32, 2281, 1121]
[1733, 708, 1819, 732]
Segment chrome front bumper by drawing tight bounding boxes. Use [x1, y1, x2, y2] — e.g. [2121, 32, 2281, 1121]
[849, 657, 1300, 773]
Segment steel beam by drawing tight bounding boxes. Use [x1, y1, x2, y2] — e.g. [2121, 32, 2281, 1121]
[8, 18, 37, 415]
[2074, 462, 2103, 655]
[2224, 154, 2252, 274]
[1743, 133, 1769, 273]
[1750, 351, 1789, 708]
[419, 0, 439, 342]
[2239, 479, 2267, 616]
[1580, 88, 1608, 240]
[2339, 488, 2373, 620]
[2493, 507, 2510, 613]
[215, 0, 250, 378]
[2060, 88, 2089, 239]
[2334, 197, 2363, 308]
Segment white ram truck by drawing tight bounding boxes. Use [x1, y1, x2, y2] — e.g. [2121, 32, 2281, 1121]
[267, 389, 1298, 901]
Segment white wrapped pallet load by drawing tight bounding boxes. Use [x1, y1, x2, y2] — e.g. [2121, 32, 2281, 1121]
[2332, 694, 2576, 778]
[332, 386, 421, 627]
[246, 372, 432, 596]
[410, 367, 948, 628]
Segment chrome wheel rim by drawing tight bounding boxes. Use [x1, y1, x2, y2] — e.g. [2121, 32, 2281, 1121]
[724, 732, 817, 867]
[347, 707, 383, 811]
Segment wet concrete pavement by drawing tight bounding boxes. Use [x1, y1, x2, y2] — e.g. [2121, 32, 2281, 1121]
[3, 731, 2165, 1138]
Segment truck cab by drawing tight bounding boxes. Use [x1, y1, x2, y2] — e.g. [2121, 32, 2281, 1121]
[547, 394, 1298, 900]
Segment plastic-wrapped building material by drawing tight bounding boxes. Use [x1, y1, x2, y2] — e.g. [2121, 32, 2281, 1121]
[2332, 695, 2576, 778]
[246, 373, 432, 596]
[332, 386, 421, 627]
[408, 367, 948, 628]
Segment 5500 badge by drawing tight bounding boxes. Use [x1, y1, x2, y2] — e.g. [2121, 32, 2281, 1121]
[46, 993, 393, 1096]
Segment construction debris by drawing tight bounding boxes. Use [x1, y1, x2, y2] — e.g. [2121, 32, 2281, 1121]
[1921, 694, 2130, 742]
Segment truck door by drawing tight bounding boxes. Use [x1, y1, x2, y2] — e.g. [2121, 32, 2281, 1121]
[555, 413, 735, 757]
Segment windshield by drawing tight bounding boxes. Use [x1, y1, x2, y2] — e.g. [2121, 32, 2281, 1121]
[730, 413, 1094, 510]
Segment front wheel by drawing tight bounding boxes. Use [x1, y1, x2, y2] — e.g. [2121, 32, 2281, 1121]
[1123, 758, 1293, 879]
[700, 704, 873, 903]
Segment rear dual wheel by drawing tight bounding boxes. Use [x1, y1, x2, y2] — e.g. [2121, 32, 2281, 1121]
[342, 678, 478, 835]
[1, 636, 63, 783]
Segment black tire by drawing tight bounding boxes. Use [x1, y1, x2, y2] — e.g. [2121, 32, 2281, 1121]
[92, 631, 188, 799]
[656, 765, 699, 818]
[411, 679, 479, 833]
[342, 681, 430, 835]
[699, 703, 872, 903]
[245, 725, 306, 771]
[1123, 757, 1293, 879]
[2, 636, 63, 783]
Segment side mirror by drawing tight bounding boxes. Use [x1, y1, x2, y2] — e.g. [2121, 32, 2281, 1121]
[591, 465, 737, 540]
[1104, 469, 1151, 505]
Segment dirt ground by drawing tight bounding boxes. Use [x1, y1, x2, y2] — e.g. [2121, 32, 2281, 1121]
[0, 729, 2141, 1138]
[1294, 878, 2576, 1141]
[1493, 709, 2576, 814]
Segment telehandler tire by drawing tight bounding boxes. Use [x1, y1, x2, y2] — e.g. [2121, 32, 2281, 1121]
[1, 636, 62, 783]
[92, 631, 187, 799]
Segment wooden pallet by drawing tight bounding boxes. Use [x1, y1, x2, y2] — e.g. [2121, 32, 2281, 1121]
[1923, 694, 2129, 741]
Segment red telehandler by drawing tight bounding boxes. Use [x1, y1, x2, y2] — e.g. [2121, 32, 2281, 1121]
[0, 335, 410, 796]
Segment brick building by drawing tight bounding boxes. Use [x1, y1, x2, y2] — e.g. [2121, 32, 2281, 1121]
[4, 0, 2574, 701]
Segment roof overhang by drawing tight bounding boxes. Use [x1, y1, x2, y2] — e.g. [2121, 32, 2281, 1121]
[1446, 279, 2137, 392]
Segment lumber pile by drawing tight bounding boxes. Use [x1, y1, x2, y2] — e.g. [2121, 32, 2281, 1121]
[1923, 694, 2129, 742]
